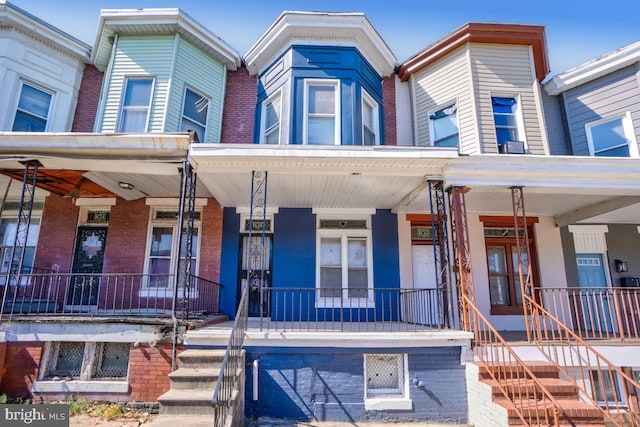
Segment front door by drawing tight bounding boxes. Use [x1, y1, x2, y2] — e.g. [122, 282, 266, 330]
[409, 244, 441, 326]
[67, 226, 108, 306]
[576, 253, 614, 333]
[240, 234, 272, 317]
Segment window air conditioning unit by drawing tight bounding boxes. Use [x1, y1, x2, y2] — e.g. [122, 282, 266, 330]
[500, 140, 526, 154]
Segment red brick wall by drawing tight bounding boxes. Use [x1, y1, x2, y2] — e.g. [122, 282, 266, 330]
[34, 194, 79, 272]
[0, 342, 43, 398]
[128, 343, 180, 401]
[102, 199, 149, 274]
[71, 65, 104, 132]
[199, 198, 223, 282]
[382, 75, 397, 146]
[220, 67, 257, 143]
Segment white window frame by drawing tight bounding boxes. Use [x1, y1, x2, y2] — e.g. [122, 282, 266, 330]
[585, 112, 639, 157]
[117, 77, 154, 133]
[315, 214, 373, 308]
[590, 369, 625, 407]
[303, 79, 341, 145]
[180, 86, 210, 142]
[0, 209, 42, 285]
[491, 95, 526, 151]
[428, 101, 459, 147]
[260, 90, 282, 145]
[361, 89, 379, 145]
[364, 353, 412, 411]
[12, 81, 54, 132]
[140, 207, 201, 297]
[34, 342, 130, 394]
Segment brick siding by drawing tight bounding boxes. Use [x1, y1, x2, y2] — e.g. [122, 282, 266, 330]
[34, 193, 79, 272]
[0, 342, 43, 398]
[71, 65, 104, 132]
[220, 67, 257, 143]
[382, 75, 397, 146]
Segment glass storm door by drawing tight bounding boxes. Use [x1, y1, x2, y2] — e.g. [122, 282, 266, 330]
[67, 226, 107, 306]
[240, 234, 272, 317]
[577, 253, 614, 333]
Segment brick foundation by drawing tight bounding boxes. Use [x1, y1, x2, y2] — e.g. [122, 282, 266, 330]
[0, 342, 43, 399]
[128, 343, 182, 402]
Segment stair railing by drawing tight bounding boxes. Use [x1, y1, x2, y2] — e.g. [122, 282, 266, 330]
[526, 292, 640, 427]
[212, 283, 249, 427]
[463, 294, 562, 426]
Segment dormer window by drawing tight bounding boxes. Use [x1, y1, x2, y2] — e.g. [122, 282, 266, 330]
[361, 90, 379, 145]
[261, 91, 281, 144]
[305, 80, 340, 145]
[429, 103, 458, 147]
[180, 87, 209, 142]
[118, 77, 153, 132]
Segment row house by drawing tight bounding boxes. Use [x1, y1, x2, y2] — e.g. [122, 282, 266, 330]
[0, 2, 638, 425]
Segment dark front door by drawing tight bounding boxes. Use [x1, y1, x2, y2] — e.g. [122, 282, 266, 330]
[67, 226, 108, 306]
[240, 234, 272, 317]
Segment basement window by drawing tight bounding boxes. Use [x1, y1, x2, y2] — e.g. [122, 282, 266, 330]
[364, 354, 411, 410]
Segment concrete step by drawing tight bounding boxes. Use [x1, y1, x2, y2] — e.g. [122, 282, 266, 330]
[168, 367, 221, 390]
[177, 349, 225, 369]
[157, 389, 215, 415]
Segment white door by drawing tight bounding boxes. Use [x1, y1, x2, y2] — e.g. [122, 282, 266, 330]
[407, 245, 440, 325]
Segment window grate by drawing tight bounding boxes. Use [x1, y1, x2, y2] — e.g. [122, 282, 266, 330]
[155, 211, 201, 220]
[92, 343, 130, 379]
[365, 354, 404, 397]
[48, 342, 84, 379]
[86, 210, 110, 224]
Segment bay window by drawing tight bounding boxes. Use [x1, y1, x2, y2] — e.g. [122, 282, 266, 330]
[429, 103, 458, 147]
[180, 87, 209, 142]
[118, 77, 153, 132]
[305, 80, 340, 145]
[12, 82, 53, 132]
[586, 112, 639, 157]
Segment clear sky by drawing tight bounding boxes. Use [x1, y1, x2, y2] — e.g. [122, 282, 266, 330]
[12, 0, 640, 78]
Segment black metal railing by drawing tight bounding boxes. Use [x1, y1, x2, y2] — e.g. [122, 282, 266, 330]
[0, 272, 221, 320]
[212, 282, 249, 427]
[253, 287, 446, 332]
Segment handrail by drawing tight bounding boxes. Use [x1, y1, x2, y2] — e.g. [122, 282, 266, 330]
[212, 283, 249, 427]
[526, 291, 640, 426]
[463, 294, 562, 426]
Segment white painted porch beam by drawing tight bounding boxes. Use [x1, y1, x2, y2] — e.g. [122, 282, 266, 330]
[554, 196, 640, 227]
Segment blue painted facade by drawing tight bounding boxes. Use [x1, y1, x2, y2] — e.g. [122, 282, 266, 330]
[244, 346, 467, 423]
[254, 45, 385, 145]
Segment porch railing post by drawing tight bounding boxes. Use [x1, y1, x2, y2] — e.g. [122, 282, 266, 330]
[510, 186, 533, 343]
[428, 179, 453, 329]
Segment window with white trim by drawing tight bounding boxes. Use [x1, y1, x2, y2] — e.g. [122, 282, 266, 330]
[12, 82, 53, 132]
[180, 87, 209, 142]
[144, 209, 200, 289]
[261, 91, 281, 144]
[304, 80, 340, 145]
[585, 112, 639, 157]
[365, 354, 405, 397]
[0, 216, 41, 284]
[118, 77, 153, 132]
[429, 103, 458, 147]
[42, 342, 129, 381]
[591, 369, 623, 405]
[361, 90, 379, 145]
[316, 217, 372, 307]
[492, 96, 522, 151]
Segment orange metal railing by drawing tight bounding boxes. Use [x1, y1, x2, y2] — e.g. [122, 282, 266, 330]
[539, 286, 640, 341]
[463, 294, 563, 426]
[526, 292, 640, 426]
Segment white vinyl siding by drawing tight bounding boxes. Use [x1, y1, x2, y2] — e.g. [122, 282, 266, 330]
[98, 35, 174, 133]
[562, 66, 640, 156]
[167, 37, 227, 143]
[410, 47, 476, 152]
[470, 44, 545, 154]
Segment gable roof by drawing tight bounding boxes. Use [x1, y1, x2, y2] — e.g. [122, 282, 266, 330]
[244, 11, 397, 77]
[397, 22, 549, 82]
[91, 8, 241, 72]
[544, 39, 640, 95]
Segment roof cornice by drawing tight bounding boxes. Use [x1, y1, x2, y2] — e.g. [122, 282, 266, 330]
[0, 1, 91, 62]
[91, 8, 241, 72]
[243, 11, 397, 77]
[397, 22, 549, 82]
[544, 40, 640, 95]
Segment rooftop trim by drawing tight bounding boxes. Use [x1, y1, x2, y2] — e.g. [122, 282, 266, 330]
[0, 1, 91, 61]
[243, 11, 397, 77]
[544, 39, 640, 95]
[397, 22, 549, 82]
[91, 8, 241, 72]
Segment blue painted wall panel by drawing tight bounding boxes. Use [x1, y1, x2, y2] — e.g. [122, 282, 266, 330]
[220, 207, 240, 317]
[245, 346, 467, 423]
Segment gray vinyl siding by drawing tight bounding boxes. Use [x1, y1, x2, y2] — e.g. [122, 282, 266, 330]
[411, 46, 476, 152]
[98, 35, 174, 133]
[561, 64, 640, 156]
[470, 44, 546, 155]
[167, 37, 227, 143]
[540, 89, 571, 155]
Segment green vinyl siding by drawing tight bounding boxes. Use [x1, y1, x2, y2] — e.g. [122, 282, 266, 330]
[167, 37, 226, 142]
[98, 35, 174, 133]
